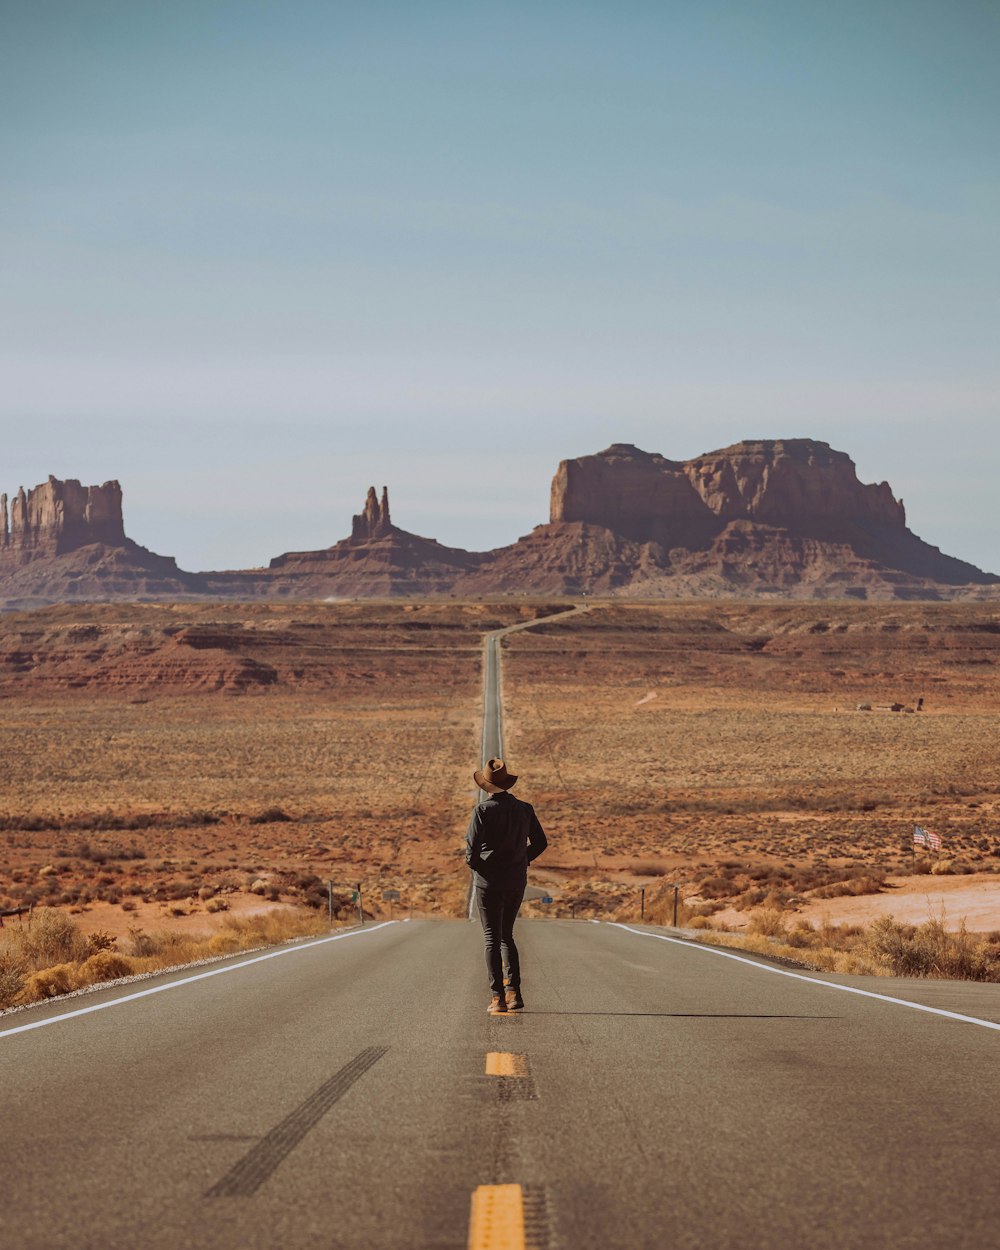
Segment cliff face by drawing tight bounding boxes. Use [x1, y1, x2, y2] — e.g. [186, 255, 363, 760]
[550, 440, 905, 541]
[2, 446, 996, 605]
[503, 438, 989, 595]
[0, 477, 127, 566]
[0, 476, 198, 603]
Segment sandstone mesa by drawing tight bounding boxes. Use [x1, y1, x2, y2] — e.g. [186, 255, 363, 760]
[1, 440, 995, 605]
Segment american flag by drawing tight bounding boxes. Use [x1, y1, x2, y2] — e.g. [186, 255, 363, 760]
[927, 829, 943, 852]
[913, 826, 928, 848]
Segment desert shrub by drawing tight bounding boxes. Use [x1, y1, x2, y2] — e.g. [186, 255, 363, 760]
[106, 842, 146, 860]
[22, 962, 77, 1000]
[929, 859, 975, 875]
[207, 930, 242, 955]
[786, 921, 817, 948]
[205, 897, 229, 913]
[813, 873, 886, 898]
[0, 949, 27, 1008]
[699, 875, 736, 899]
[858, 916, 997, 980]
[0, 901, 333, 1010]
[747, 908, 787, 937]
[188, 810, 222, 825]
[633, 861, 670, 877]
[77, 950, 135, 984]
[249, 806, 292, 824]
[126, 927, 161, 957]
[861, 916, 927, 975]
[18, 908, 87, 966]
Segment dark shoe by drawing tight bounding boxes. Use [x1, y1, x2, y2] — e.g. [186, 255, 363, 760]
[487, 995, 508, 1014]
[505, 989, 524, 1011]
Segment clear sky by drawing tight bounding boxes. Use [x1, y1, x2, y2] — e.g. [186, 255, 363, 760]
[2, 1, 997, 572]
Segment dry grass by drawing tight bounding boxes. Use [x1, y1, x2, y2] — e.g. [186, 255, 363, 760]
[3, 599, 1000, 987]
[502, 601, 1000, 927]
[668, 908, 1000, 982]
[0, 906, 334, 1010]
[0, 602, 517, 924]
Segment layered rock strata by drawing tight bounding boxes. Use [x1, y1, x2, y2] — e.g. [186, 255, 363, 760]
[263, 486, 482, 597]
[1, 444, 996, 604]
[0, 476, 199, 603]
[468, 439, 991, 597]
[0, 477, 126, 564]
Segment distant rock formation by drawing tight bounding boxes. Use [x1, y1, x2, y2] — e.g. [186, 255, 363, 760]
[0, 477, 126, 565]
[0, 476, 199, 604]
[351, 486, 393, 541]
[528, 440, 990, 594]
[550, 441, 904, 539]
[262, 486, 481, 597]
[2, 444, 997, 604]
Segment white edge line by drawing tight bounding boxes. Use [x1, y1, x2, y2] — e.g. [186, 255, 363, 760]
[608, 923, 1000, 1034]
[0, 920, 399, 1040]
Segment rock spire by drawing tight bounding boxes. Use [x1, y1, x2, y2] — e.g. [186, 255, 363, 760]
[351, 486, 393, 541]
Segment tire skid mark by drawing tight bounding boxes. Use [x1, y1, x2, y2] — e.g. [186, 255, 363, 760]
[206, 1045, 387, 1197]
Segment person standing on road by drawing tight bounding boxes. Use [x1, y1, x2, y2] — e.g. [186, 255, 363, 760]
[466, 757, 547, 1014]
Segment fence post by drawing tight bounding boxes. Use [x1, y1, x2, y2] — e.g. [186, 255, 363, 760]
[640, 887, 645, 920]
[356, 883, 364, 927]
[672, 884, 679, 928]
[327, 880, 334, 926]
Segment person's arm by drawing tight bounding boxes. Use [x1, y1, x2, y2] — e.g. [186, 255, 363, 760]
[465, 806, 484, 872]
[526, 806, 547, 863]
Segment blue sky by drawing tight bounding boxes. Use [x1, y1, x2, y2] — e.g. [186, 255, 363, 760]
[2, 1, 997, 571]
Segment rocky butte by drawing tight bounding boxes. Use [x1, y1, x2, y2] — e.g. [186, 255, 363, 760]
[1, 476, 127, 562]
[261, 485, 481, 597]
[0, 440, 996, 604]
[0, 475, 199, 604]
[473, 439, 993, 597]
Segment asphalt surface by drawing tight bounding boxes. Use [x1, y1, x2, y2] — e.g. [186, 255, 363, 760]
[3, 917, 1000, 1250]
[469, 606, 585, 915]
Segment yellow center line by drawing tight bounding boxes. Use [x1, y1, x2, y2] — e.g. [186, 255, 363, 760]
[468, 1183, 525, 1250]
[485, 1052, 529, 1077]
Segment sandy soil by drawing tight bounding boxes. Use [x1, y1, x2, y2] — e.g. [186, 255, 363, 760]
[3, 599, 1000, 933]
[55, 893, 301, 940]
[788, 873, 1000, 933]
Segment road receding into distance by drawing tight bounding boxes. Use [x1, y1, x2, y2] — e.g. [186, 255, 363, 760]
[4, 600, 1000, 1249]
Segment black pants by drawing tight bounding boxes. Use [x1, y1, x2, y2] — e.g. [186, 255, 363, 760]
[474, 879, 525, 996]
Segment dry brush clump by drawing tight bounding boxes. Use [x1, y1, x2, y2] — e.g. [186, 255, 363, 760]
[693, 908, 1000, 982]
[0, 906, 335, 1010]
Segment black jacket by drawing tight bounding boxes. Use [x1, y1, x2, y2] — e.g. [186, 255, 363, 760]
[465, 791, 547, 887]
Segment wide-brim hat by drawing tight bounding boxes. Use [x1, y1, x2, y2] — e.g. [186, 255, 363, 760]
[474, 757, 518, 794]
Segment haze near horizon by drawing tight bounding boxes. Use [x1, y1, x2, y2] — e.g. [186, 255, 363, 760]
[2, 1, 997, 571]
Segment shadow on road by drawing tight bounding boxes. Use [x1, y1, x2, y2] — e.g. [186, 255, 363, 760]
[520, 1012, 842, 1019]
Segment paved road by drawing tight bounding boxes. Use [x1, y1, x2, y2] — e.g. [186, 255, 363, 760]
[3, 917, 1000, 1249]
[477, 606, 587, 795]
[470, 607, 586, 914]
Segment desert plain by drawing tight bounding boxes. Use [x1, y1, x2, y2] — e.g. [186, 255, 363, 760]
[2, 598, 1000, 967]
